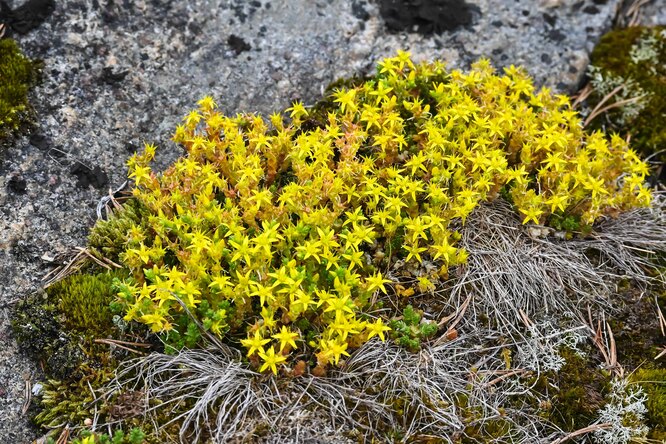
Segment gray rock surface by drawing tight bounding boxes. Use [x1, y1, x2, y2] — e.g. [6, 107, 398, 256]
[1, 0, 659, 441]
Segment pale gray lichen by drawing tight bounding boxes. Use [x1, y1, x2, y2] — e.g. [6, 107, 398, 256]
[586, 65, 650, 126]
[593, 379, 649, 444]
[629, 29, 664, 68]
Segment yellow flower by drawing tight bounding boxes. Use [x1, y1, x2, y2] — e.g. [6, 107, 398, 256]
[296, 239, 322, 263]
[229, 235, 253, 265]
[636, 185, 652, 206]
[332, 88, 358, 114]
[584, 177, 609, 199]
[285, 100, 309, 119]
[272, 326, 299, 352]
[431, 238, 458, 264]
[520, 206, 544, 225]
[241, 330, 270, 357]
[365, 271, 391, 294]
[197, 95, 217, 112]
[259, 346, 287, 375]
[365, 318, 391, 341]
[140, 313, 171, 333]
[318, 338, 350, 365]
[324, 294, 355, 321]
[403, 241, 427, 264]
[129, 164, 152, 186]
[250, 281, 276, 306]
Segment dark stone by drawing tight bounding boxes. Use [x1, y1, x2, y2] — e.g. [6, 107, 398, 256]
[227, 34, 251, 54]
[351, 0, 370, 21]
[0, 0, 55, 35]
[100, 66, 129, 85]
[29, 133, 49, 151]
[541, 53, 552, 63]
[126, 140, 140, 153]
[70, 162, 109, 189]
[492, 48, 503, 55]
[378, 0, 481, 35]
[543, 13, 557, 26]
[491, 20, 503, 27]
[548, 29, 566, 42]
[7, 174, 27, 193]
[187, 22, 202, 35]
[521, 9, 529, 16]
[592, 0, 608, 4]
[583, 5, 600, 14]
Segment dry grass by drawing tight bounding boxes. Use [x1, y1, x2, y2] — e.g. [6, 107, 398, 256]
[450, 196, 666, 334]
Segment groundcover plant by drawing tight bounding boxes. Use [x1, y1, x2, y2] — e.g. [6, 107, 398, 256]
[15, 52, 666, 443]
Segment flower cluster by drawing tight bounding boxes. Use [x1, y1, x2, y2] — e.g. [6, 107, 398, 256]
[115, 52, 650, 374]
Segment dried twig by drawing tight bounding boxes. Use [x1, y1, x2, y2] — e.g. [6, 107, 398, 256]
[550, 422, 613, 444]
[54, 426, 71, 444]
[619, 0, 652, 27]
[21, 380, 31, 415]
[572, 83, 593, 109]
[655, 347, 666, 360]
[94, 339, 149, 354]
[584, 94, 647, 128]
[656, 295, 666, 337]
[96, 181, 129, 220]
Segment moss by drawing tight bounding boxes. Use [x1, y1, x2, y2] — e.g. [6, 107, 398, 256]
[35, 376, 104, 431]
[454, 392, 516, 443]
[545, 348, 611, 432]
[607, 284, 666, 370]
[66, 427, 148, 444]
[631, 368, 666, 440]
[14, 270, 156, 437]
[12, 269, 135, 382]
[88, 198, 147, 262]
[46, 270, 127, 335]
[0, 37, 40, 142]
[587, 26, 666, 166]
[11, 290, 60, 353]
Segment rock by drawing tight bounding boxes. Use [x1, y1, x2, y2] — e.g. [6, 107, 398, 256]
[6, 173, 26, 194]
[0, 0, 664, 441]
[227, 34, 252, 55]
[0, 0, 55, 35]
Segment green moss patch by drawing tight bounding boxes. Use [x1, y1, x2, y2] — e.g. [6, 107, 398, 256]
[0, 37, 39, 141]
[631, 368, 666, 440]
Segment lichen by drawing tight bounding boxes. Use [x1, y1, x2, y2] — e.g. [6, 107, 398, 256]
[587, 26, 666, 168]
[631, 368, 666, 440]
